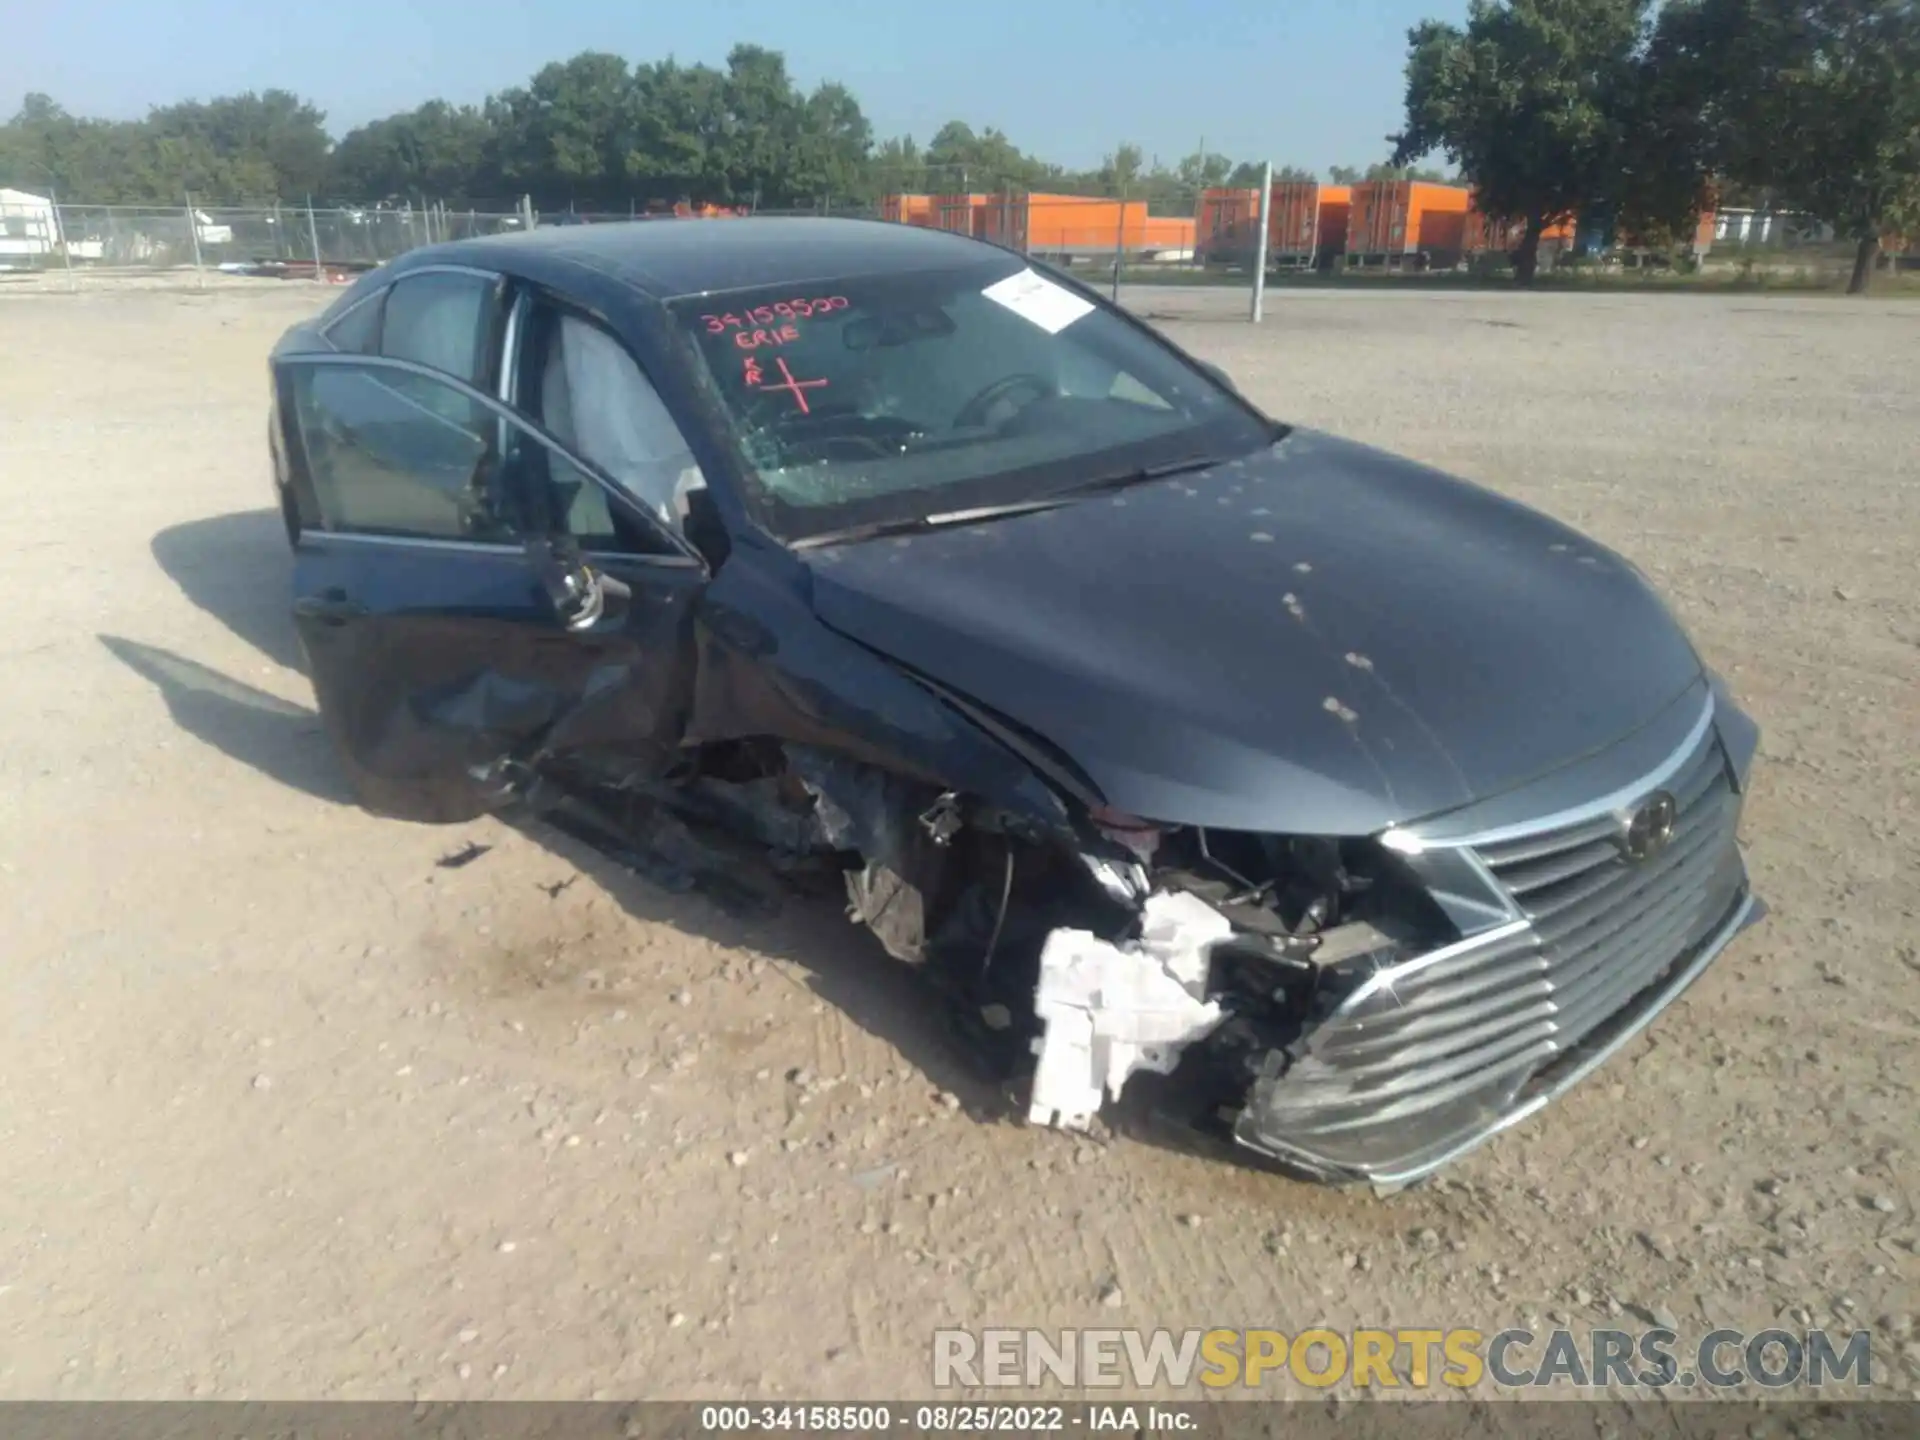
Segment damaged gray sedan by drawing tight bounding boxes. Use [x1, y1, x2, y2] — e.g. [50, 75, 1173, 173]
[267, 217, 1764, 1186]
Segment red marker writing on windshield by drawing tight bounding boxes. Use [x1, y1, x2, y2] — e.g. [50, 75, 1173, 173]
[757, 356, 828, 415]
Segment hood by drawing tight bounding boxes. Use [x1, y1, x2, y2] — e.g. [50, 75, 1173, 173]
[802, 430, 1703, 835]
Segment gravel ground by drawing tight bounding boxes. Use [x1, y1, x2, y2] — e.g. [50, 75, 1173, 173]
[0, 277, 1914, 1401]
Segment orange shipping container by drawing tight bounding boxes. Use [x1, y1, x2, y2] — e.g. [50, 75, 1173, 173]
[979, 194, 1166, 255]
[1265, 183, 1317, 257]
[1031, 194, 1132, 252]
[929, 193, 987, 234]
[1463, 200, 1574, 255]
[881, 193, 934, 226]
[1141, 215, 1196, 253]
[1196, 183, 1350, 267]
[1196, 187, 1259, 264]
[1349, 181, 1471, 265]
[1317, 185, 1351, 261]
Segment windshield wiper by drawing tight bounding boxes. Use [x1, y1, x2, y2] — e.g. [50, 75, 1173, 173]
[790, 497, 1071, 550]
[1041, 450, 1243, 501]
[789, 449, 1262, 551]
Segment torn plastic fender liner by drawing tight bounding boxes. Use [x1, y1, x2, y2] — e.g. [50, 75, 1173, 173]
[1028, 891, 1233, 1130]
[785, 745, 922, 868]
[685, 555, 1068, 826]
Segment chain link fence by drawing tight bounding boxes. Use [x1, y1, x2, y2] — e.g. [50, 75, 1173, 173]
[0, 198, 536, 290]
[4, 189, 1904, 301]
[0, 191, 1221, 295]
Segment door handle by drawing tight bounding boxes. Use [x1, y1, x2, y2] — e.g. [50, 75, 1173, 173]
[294, 592, 367, 626]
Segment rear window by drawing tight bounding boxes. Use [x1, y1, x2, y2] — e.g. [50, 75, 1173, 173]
[671, 260, 1265, 541]
[380, 271, 495, 386]
[322, 289, 383, 353]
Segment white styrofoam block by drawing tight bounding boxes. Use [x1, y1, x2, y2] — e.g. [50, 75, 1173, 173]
[1027, 891, 1231, 1130]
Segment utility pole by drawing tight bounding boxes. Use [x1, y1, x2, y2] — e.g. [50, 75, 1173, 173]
[1250, 161, 1272, 324]
[184, 192, 206, 288]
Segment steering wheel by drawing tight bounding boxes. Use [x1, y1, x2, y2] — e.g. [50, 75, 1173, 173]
[953, 373, 1055, 430]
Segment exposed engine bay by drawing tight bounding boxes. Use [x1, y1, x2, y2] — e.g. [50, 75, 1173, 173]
[520, 736, 1451, 1174]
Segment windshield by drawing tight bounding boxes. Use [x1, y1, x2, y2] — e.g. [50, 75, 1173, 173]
[670, 259, 1271, 542]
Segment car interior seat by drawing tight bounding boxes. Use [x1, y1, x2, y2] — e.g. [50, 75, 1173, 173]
[538, 324, 620, 543]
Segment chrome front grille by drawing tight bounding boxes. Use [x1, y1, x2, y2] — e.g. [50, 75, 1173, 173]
[1473, 722, 1743, 1055]
[1236, 701, 1753, 1182]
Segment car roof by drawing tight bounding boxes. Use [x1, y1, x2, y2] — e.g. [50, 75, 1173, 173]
[414, 217, 1006, 301]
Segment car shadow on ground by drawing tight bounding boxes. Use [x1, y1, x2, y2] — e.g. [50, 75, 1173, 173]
[150, 508, 310, 676]
[97, 635, 354, 805]
[117, 509, 1023, 1118]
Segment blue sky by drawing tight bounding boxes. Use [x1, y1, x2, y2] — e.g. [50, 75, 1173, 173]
[6, 0, 1465, 170]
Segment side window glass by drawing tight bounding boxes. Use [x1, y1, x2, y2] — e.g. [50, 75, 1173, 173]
[323, 290, 384, 354]
[514, 436, 676, 557]
[381, 271, 494, 385]
[531, 310, 706, 533]
[291, 364, 516, 543]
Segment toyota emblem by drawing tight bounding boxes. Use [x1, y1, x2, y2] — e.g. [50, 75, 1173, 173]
[1621, 790, 1679, 863]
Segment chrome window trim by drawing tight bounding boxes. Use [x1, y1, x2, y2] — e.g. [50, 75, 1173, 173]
[399, 263, 508, 281]
[319, 263, 507, 351]
[300, 528, 700, 570]
[498, 288, 530, 405]
[1380, 693, 1718, 856]
[279, 351, 705, 569]
[301, 531, 517, 557]
[319, 287, 384, 351]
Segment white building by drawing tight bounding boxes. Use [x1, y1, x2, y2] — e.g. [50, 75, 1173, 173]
[0, 187, 60, 262]
[193, 209, 234, 245]
[1713, 208, 1834, 246]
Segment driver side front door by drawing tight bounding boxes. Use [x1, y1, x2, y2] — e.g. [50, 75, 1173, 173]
[279, 353, 706, 823]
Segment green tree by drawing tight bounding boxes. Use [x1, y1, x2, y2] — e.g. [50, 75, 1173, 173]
[923, 120, 1055, 192]
[718, 45, 800, 206]
[1363, 161, 1452, 182]
[871, 135, 928, 195]
[486, 51, 635, 207]
[790, 82, 875, 206]
[3, 89, 334, 203]
[149, 90, 331, 198]
[1098, 142, 1146, 192]
[1392, 0, 1654, 281]
[623, 60, 730, 205]
[1659, 0, 1920, 292]
[1174, 150, 1234, 191]
[330, 101, 492, 202]
[1596, 10, 1720, 254]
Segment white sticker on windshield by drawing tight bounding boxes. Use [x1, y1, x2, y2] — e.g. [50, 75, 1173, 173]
[981, 267, 1095, 334]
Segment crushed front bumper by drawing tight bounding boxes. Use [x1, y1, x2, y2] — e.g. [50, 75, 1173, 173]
[1234, 885, 1763, 1186]
[1230, 683, 1766, 1187]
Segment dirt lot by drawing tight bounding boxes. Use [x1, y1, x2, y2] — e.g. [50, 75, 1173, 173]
[0, 275, 1914, 1401]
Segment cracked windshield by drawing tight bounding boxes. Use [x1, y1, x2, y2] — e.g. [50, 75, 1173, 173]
[673, 260, 1267, 536]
